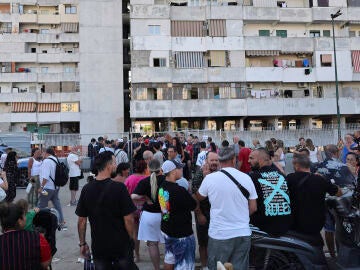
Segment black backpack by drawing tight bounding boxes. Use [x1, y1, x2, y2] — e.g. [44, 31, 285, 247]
[48, 157, 69, 187]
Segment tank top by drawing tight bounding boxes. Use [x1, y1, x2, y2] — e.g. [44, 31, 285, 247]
[31, 157, 42, 176]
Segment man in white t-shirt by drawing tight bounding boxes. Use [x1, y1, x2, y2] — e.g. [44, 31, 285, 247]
[197, 147, 257, 270]
[67, 149, 82, 206]
[0, 147, 11, 169]
[196, 142, 208, 171]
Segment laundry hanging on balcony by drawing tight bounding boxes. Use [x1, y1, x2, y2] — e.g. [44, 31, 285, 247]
[351, 51, 360, 73]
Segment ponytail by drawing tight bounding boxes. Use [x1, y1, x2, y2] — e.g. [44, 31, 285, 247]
[150, 172, 158, 201]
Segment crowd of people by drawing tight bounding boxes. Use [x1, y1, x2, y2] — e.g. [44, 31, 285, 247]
[0, 131, 359, 269]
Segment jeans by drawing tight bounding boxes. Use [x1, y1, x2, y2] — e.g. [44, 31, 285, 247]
[38, 188, 64, 224]
[208, 235, 251, 270]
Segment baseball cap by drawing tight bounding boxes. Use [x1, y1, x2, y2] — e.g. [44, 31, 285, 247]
[161, 160, 185, 174]
[144, 139, 150, 145]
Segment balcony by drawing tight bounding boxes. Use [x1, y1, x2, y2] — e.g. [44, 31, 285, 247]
[246, 67, 315, 82]
[131, 67, 172, 83]
[347, 7, 360, 21]
[131, 4, 170, 19]
[37, 53, 79, 63]
[243, 6, 278, 23]
[312, 7, 348, 22]
[279, 8, 311, 23]
[172, 69, 207, 83]
[314, 37, 350, 51]
[281, 37, 314, 52]
[38, 72, 79, 82]
[130, 97, 360, 119]
[19, 13, 37, 23]
[244, 36, 281, 50]
[0, 33, 36, 42]
[208, 67, 245, 82]
[0, 73, 37, 82]
[60, 14, 78, 23]
[0, 53, 37, 62]
[37, 33, 79, 43]
[0, 92, 80, 103]
[37, 14, 60, 24]
[8, 111, 80, 123]
[0, 13, 11, 21]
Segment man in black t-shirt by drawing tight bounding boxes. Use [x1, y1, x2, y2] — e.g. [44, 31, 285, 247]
[287, 154, 340, 241]
[159, 160, 197, 270]
[249, 148, 292, 236]
[75, 151, 137, 269]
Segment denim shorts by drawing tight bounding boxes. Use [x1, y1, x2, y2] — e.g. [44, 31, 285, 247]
[324, 210, 335, 232]
[161, 232, 195, 270]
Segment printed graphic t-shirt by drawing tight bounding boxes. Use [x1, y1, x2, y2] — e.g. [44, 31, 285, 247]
[249, 165, 292, 236]
[158, 180, 197, 238]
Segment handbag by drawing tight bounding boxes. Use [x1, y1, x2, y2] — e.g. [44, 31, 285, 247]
[0, 186, 6, 202]
[84, 255, 95, 270]
[78, 170, 84, 180]
[26, 182, 33, 194]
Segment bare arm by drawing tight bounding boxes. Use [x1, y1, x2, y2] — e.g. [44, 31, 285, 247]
[0, 171, 8, 190]
[248, 199, 257, 215]
[28, 157, 34, 179]
[124, 213, 135, 240]
[78, 217, 89, 257]
[196, 191, 206, 201]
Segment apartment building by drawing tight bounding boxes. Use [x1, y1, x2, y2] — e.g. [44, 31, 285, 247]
[0, 1, 80, 134]
[0, 0, 127, 143]
[129, 0, 360, 132]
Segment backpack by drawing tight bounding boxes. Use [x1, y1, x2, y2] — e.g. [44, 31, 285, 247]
[48, 157, 69, 187]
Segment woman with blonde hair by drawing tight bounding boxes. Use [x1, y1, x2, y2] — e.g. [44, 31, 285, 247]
[131, 159, 165, 270]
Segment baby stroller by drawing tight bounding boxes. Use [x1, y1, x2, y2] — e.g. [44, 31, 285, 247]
[32, 208, 60, 269]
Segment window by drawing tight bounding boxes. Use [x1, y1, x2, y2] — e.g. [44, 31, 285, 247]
[323, 30, 331, 37]
[320, 54, 332, 67]
[41, 67, 48, 73]
[317, 0, 329, 7]
[65, 5, 77, 14]
[61, 102, 79, 112]
[171, 21, 204, 37]
[190, 88, 198, 99]
[259, 30, 270, 36]
[175, 52, 204, 68]
[310, 30, 320, 37]
[349, 31, 356, 37]
[153, 58, 166, 67]
[40, 29, 49, 34]
[148, 25, 160, 35]
[31, 48, 36, 53]
[276, 30, 287, 38]
[64, 67, 74, 73]
[42, 50, 47, 54]
[0, 22, 11, 33]
[208, 20, 226, 37]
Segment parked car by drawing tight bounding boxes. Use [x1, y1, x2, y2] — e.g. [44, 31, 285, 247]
[17, 156, 91, 189]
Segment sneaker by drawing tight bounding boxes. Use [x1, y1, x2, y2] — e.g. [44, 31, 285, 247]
[59, 224, 68, 231]
[52, 257, 60, 262]
[71, 200, 78, 206]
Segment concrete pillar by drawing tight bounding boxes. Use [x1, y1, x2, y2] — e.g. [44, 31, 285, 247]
[269, 118, 279, 130]
[167, 118, 172, 131]
[302, 117, 313, 129]
[203, 120, 209, 130]
[340, 117, 346, 129]
[239, 119, 245, 131]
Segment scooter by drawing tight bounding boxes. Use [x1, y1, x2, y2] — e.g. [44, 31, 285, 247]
[251, 226, 328, 270]
[326, 182, 360, 269]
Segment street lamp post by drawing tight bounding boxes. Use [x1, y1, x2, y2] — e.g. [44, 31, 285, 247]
[331, 10, 342, 141]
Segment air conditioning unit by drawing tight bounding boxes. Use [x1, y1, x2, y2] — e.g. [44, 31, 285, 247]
[246, 83, 253, 89]
[298, 82, 308, 88]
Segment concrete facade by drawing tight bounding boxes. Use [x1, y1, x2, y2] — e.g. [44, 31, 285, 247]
[0, 0, 80, 134]
[79, 0, 124, 142]
[130, 0, 360, 132]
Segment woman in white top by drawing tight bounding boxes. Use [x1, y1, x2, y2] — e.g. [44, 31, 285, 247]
[0, 171, 8, 202]
[274, 140, 286, 169]
[305, 138, 321, 163]
[27, 148, 42, 208]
